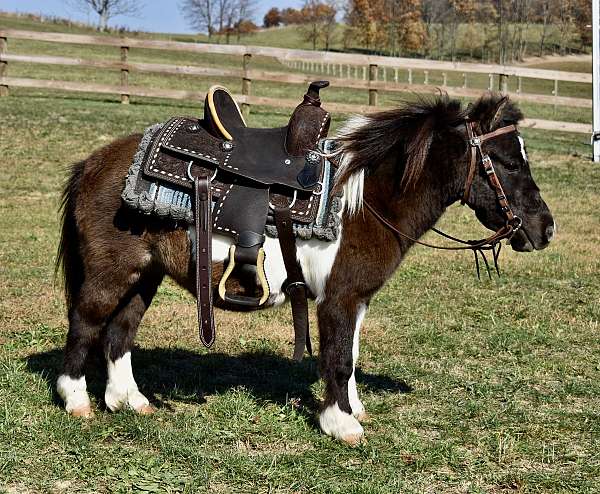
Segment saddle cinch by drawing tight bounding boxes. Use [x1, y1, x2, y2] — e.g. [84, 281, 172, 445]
[140, 81, 332, 360]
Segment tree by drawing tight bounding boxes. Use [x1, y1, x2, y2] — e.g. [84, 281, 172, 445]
[181, 0, 255, 42]
[345, 0, 426, 55]
[180, 0, 216, 38]
[263, 7, 282, 28]
[280, 7, 304, 25]
[68, 0, 142, 31]
[300, 0, 338, 50]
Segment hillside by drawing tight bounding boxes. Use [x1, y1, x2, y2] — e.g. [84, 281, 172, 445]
[1, 12, 589, 63]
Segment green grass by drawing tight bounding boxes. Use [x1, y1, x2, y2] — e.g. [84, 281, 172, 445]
[0, 11, 599, 494]
[1, 83, 599, 494]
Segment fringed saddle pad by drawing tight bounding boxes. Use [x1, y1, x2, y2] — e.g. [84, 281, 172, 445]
[122, 123, 341, 242]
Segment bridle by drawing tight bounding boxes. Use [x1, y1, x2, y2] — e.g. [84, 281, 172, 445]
[363, 119, 523, 278]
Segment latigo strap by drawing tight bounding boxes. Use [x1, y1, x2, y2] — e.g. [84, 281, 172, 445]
[274, 207, 312, 361]
[195, 176, 215, 347]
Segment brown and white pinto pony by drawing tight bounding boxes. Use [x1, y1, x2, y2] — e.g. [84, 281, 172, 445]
[56, 93, 554, 444]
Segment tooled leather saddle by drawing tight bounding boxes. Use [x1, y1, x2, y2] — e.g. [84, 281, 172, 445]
[137, 81, 332, 360]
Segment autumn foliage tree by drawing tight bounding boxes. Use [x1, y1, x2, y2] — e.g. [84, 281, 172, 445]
[300, 0, 338, 50]
[263, 7, 281, 28]
[280, 7, 304, 25]
[345, 0, 427, 55]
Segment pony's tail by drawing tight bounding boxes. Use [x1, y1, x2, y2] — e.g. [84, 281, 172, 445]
[55, 160, 85, 313]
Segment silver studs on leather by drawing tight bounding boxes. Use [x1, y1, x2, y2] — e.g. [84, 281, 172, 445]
[306, 151, 321, 164]
[187, 124, 200, 132]
[221, 141, 234, 151]
[284, 159, 292, 165]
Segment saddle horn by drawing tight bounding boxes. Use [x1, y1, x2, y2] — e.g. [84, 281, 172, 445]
[286, 81, 331, 156]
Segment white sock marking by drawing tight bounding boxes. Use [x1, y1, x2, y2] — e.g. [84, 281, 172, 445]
[348, 304, 367, 417]
[105, 351, 150, 412]
[57, 375, 91, 413]
[319, 402, 364, 441]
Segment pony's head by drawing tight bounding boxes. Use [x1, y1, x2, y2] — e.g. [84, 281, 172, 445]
[333, 93, 554, 252]
[465, 95, 554, 251]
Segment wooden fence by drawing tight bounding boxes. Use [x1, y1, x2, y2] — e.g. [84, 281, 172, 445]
[0, 28, 592, 134]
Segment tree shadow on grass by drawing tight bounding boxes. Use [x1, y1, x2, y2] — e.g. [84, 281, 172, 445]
[25, 347, 412, 417]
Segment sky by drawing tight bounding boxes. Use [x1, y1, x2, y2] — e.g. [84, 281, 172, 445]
[0, 0, 303, 33]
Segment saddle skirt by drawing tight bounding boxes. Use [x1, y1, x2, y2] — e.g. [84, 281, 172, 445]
[123, 126, 341, 241]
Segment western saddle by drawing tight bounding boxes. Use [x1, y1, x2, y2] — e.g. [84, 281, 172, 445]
[139, 81, 332, 359]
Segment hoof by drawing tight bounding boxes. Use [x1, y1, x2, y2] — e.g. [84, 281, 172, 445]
[134, 403, 156, 415]
[70, 405, 94, 419]
[319, 403, 364, 444]
[355, 411, 369, 423]
[341, 433, 364, 446]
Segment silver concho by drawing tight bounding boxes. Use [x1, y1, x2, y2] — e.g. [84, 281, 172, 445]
[284, 159, 292, 165]
[306, 151, 321, 164]
[221, 141, 234, 151]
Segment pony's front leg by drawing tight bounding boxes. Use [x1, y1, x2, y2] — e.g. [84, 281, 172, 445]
[317, 298, 368, 445]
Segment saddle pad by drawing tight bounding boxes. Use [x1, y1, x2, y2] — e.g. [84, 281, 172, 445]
[122, 123, 342, 241]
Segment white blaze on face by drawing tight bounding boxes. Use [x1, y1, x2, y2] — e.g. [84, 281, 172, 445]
[517, 136, 528, 163]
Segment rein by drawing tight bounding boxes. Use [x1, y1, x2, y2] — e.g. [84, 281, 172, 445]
[363, 120, 523, 279]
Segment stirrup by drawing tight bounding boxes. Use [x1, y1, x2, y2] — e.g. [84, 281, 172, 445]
[218, 245, 270, 307]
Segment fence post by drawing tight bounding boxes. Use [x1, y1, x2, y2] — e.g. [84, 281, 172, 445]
[462, 73, 467, 88]
[499, 73, 508, 93]
[368, 63, 378, 106]
[408, 68, 412, 85]
[120, 45, 129, 104]
[424, 70, 429, 85]
[362, 66, 366, 80]
[553, 79, 559, 111]
[488, 73, 493, 90]
[242, 53, 252, 118]
[517, 76, 522, 94]
[0, 36, 8, 97]
[442, 72, 447, 87]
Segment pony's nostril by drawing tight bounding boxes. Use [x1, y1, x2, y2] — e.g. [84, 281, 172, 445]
[544, 223, 555, 242]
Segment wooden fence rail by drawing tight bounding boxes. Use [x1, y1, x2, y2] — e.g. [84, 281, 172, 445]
[0, 28, 592, 134]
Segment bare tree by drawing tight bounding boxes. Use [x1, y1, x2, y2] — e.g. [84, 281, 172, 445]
[180, 0, 217, 38]
[68, 0, 143, 31]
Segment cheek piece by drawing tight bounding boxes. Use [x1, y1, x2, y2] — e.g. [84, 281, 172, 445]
[363, 119, 522, 279]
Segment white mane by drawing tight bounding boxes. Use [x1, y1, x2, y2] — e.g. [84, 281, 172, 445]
[331, 115, 371, 216]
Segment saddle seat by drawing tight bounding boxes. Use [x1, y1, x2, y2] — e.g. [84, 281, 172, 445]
[138, 81, 332, 359]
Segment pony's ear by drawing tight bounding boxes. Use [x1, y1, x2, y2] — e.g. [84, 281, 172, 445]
[490, 96, 509, 129]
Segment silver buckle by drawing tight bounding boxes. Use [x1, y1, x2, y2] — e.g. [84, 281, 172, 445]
[187, 161, 218, 182]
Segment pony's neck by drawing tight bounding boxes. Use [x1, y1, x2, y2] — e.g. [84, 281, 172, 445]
[363, 151, 467, 243]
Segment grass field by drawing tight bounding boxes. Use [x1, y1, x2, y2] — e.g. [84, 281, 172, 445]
[1, 13, 600, 494]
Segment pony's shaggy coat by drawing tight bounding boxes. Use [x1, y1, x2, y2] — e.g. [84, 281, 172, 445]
[55, 93, 553, 443]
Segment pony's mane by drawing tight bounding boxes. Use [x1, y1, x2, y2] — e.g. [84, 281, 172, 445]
[333, 92, 523, 215]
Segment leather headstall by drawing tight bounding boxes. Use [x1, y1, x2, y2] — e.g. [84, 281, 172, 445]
[364, 119, 523, 279]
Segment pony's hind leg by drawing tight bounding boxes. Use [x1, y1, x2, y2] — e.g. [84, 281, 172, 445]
[57, 281, 125, 418]
[103, 273, 163, 414]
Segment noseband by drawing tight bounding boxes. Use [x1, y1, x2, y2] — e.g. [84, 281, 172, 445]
[364, 119, 523, 278]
